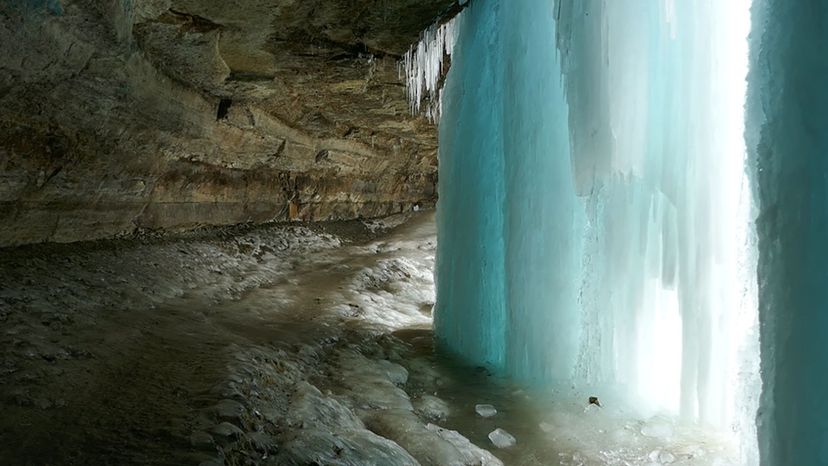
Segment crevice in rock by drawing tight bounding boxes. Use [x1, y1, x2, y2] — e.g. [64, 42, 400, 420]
[217, 98, 232, 120]
[315, 149, 330, 163]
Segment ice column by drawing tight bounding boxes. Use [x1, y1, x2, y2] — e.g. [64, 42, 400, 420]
[747, 1, 828, 464]
[434, 1, 506, 368]
[501, 0, 583, 382]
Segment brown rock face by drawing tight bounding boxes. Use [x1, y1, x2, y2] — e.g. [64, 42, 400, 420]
[0, 0, 452, 246]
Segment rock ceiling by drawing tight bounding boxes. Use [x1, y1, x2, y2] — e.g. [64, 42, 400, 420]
[0, 0, 455, 245]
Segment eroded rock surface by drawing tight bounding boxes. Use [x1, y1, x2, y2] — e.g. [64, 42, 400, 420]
[0, 0, 453, 246]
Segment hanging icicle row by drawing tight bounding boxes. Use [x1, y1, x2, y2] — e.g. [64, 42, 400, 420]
[399, 12, 463, 123]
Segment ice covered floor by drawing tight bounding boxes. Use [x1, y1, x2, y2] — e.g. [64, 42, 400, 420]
[0, 213, 737, 465]
[398, 332, 740, 466]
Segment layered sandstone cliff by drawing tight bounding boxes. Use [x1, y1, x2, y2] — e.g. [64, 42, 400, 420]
[0, 0, 453, 246]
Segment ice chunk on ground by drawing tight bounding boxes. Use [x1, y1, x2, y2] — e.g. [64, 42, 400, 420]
[488, 428, 516, 448]
[649, 449, 676, 463]
[286, 381, 364, 430]
[427, 423, 504, 466]
[276, 428, 419, 466]
[475, 404, 497, 418]
[365, 409, 500, 465]
[539, 422, 554, 433]
[641, 417, 674, 439]
[334, 350, 414, 411]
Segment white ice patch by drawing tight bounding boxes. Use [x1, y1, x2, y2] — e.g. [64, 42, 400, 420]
[345, 247, 435, 329]
[487, 428, 516, 449]
[426, 424, 504, 466]
[529, 390, 738, 465]
[475, 404, 498, 418]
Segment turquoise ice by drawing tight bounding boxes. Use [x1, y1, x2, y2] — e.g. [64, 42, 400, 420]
[431, 0, 759, 461]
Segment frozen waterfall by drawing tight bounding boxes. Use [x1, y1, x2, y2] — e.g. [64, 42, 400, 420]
[428, 0, 759, 462]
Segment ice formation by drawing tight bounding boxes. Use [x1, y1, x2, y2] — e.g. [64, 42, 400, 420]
[475, 404, 497, 418]
[487, 428, 516, 449]
[434, 0, 759, 462]
[399, 13, 461, 122]
[747, 1, 828, 464]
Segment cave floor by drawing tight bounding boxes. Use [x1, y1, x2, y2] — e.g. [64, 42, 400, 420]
[0, 213, 736, 465]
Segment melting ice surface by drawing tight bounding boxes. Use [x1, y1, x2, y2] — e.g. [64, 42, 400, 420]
[408, 0, 761, 463]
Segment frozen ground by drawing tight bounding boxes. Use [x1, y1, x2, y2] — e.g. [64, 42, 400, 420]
[0, 212, 737, 465]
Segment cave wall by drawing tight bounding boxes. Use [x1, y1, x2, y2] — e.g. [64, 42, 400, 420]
[0, 0, 452, 246]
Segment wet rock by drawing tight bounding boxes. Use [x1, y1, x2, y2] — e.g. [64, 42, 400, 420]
[405, 358, 440, 385]
[414, 395, 450, 421]
[210, 382, 244, 400]
[275, 428, 419, 466]
[366, 410, 498, 465]
[286, 381, 364, 430]
[247, 431, 278, 453]
[427, 424, 504, 466]
[336, 351, 414, 411]
[210, 422, 244, 440]
[212, 399, 245, 421]
[377, 359, 409, 385]
[34, 398, 54, 410]
[190, 431, 215, 450]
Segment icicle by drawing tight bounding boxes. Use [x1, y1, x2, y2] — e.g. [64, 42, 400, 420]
[399, 13, 462, 123]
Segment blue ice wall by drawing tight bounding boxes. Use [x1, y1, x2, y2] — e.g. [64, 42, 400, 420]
[747, 1, 828, 464]
[501, 0, 582, 382]
[435, 0, 582, 381]
[434, 1, 506, 369]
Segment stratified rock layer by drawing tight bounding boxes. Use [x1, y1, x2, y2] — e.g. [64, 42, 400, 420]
[0, 0, 452, 246]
